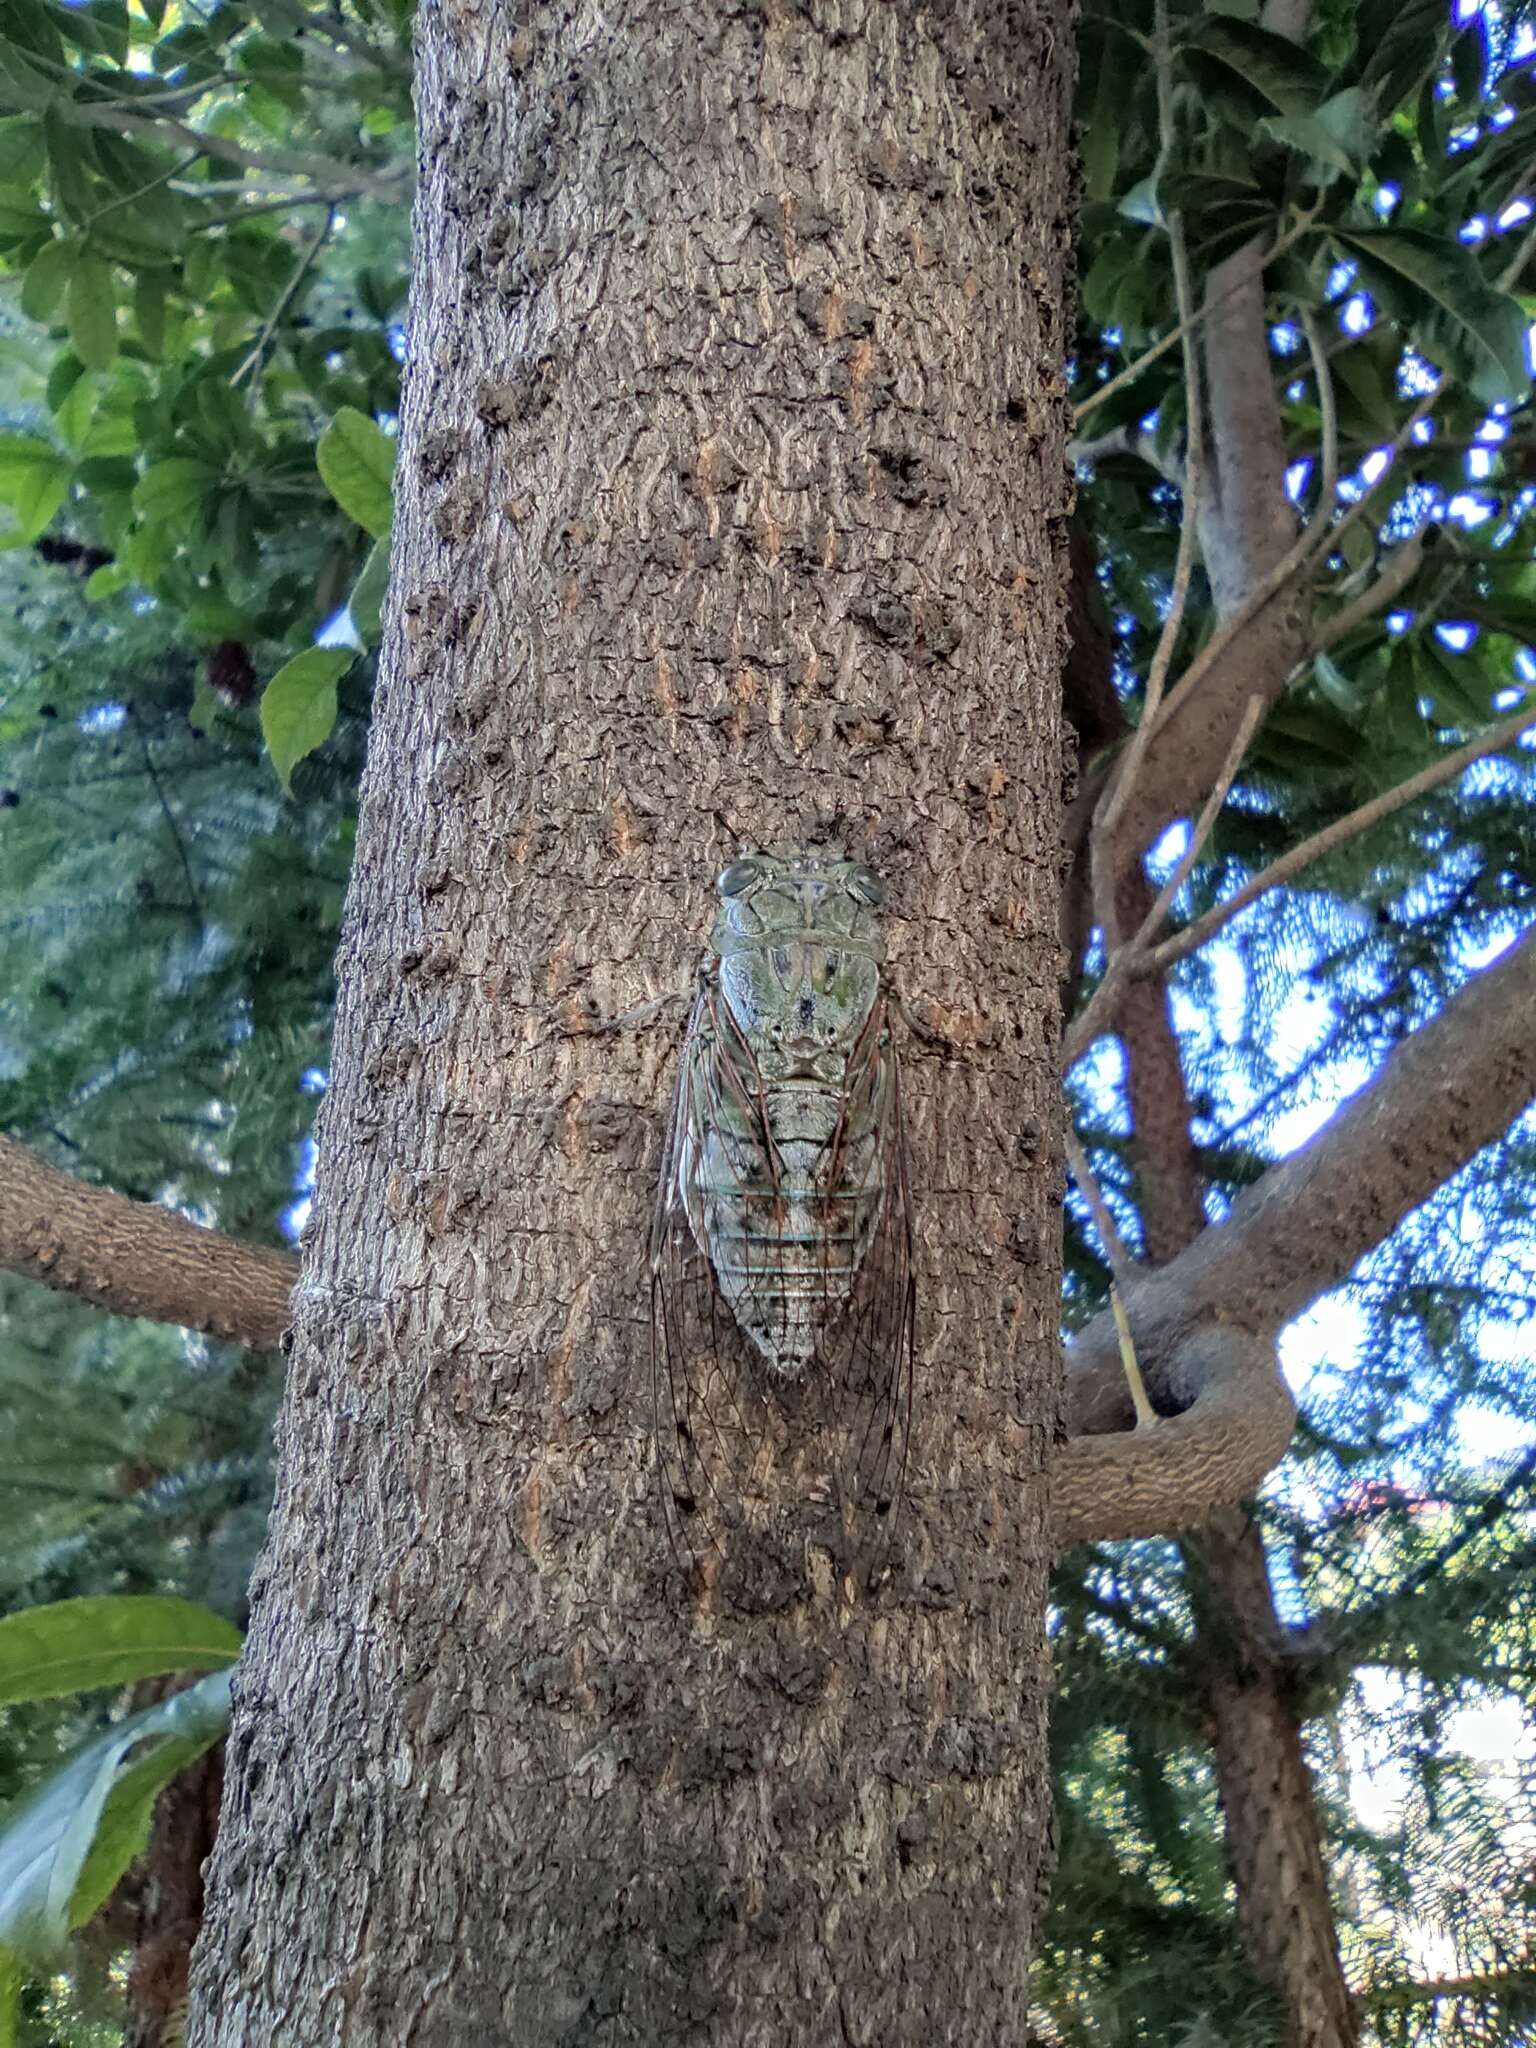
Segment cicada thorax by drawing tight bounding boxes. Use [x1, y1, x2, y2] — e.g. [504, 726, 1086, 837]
[650, 850, 916, 1587]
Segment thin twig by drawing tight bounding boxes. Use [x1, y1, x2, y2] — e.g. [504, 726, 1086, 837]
[1309, 530, 1429, 655]
[1065, 694, 1263, 1066]
[1064, 1124, 1136, 1279]
[132, 712, 203, 920]
[1090, 0, 1206, 924]
[1138, 693, 1265, 936]
[1110, 1286, 1159, 1430]
[67, 101, 406, 197]
[1072, 212, 1314, 426]
[1147, 696, 1536, 973]
[231, 207, 335, 389]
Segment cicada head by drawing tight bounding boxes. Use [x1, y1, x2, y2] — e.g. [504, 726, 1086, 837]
[709, 849, 887, 1086]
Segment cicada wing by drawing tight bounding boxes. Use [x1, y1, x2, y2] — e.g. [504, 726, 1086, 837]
[649, 987, 916, 1595]
[812, 1006, 916, 1588]
[648, 993, 778, 1579]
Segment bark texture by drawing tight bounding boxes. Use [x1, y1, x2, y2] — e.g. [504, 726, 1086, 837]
[0, 1133, 295, 1349]
[124, 1730, 225, 2048]
[1181, 1512, 1361, 2048]
[187, 5, 1077, 2043]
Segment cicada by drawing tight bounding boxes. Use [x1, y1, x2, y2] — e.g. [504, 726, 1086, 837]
[649, 849, 915, 1587]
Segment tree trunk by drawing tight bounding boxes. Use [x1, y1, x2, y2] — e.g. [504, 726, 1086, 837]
[1118, 935, 1358, 2048]
[1181, 1513, 1360, 2048]
[186, 5, 1077, 2043]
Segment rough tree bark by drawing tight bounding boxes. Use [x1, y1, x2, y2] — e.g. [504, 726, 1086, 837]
[185, 5, 1078, 2042]
[0, 1135, 295, 1348]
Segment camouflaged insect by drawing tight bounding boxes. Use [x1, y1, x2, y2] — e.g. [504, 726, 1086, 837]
[649, 850, 915, 1581]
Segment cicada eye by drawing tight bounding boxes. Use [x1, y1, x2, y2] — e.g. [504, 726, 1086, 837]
[716, 857, 763, 898]
[848, 866, 887, 908]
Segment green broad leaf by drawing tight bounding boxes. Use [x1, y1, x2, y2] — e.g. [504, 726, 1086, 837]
[188, 678, 220, 733]
[83, 559, 128, 600]
[120, 516, 172, 585]
[0, 434, 59, 495]
[1329, 340, 1400, 439]
[183, 598, 248, 644]
[317, 406, 395, 538]
[133, 270, 165, 358]
[42, 112, 93, 225]
[0, 115, 45, 186]
[68, 1672, 232, 1930]
[1261, 88, 1374, 179]
[0, 1945, 18, 2048]
[347, 532, 391, 643]
[77, 401, 137, 460]
[52, 367, 95, 449]
[0, 42, 57, 111]
[1179, 17, 1329, 121]
[44, 349, 84, 412]
[0, 1669, 231, 1965]
[261, 645, 353, 791]
[1333, 229, 1531, 406]
[0, 1596, 241, 1705]
[20, 234, 75, 322]
[132, 456, 217, 524]
[1414, 638, 1489, 730]
[1353, 0, 1447, 113]
[67, 253, 117, 372]
[0, 434, 68, 547]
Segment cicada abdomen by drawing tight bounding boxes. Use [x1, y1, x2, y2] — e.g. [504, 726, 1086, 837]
[649, 850, 915, 1587]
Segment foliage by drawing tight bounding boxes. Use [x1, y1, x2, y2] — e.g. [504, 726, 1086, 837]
[0, 0, 1531, 2042]
[1046, 0, 1536, 2040]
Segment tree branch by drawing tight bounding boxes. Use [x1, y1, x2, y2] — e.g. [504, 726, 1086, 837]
[0, 1134, 297, 1348]
[1053, 1326, 1296, 1548]
[1309, 530, 1429, 654]
[1147, 699, 1536, 973]
[1063, 926, 1536, 1441]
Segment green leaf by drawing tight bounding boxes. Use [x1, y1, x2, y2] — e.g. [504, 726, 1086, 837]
[133, 270, 165, 358]
[183, 598, 248, 644]
[0, 116, 45, 187]
[1313, 650, 1362, 714]
[0, 1596, 241, 1705]
[260, 645, 353, 790]
[52, 368, 94, 449]
[1262, 88, 1374, 179]
[42, 112, 92, 223]
[1414, 638, 1489, 730]
[68, 1673, 232, 1930]
[0, 434, 69, 546]
[347, 532, 390, 643]
[1179, 17, 1329, 121]
[1333, 228, 1531, 406]
[0, 1669, 231, 1964]
[83, 558, 128, 600]
[0, 1945, 18, 2048]
[132, 456, 217, 524]
[317, 405, 395, 537]
[67, 253, 117, 372]
[20, 234, 75, 322]
[44, 349, 84, 413]
[188, 678, 220, 732]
